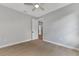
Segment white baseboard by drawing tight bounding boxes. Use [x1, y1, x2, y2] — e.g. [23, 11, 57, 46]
[44, 39, 79, 51]
[0, 39, 32, 48]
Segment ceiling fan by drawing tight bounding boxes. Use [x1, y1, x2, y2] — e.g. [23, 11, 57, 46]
[24, 3, 45, 11]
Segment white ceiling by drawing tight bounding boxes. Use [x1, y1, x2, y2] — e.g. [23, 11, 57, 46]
[0, 3, 71, 17]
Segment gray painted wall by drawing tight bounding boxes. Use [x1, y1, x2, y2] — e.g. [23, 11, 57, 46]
[0, 5, 32, 47]
[43, 4, 79, 48]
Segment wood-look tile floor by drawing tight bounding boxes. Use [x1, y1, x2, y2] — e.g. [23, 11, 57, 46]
[0, 39, 79, 56]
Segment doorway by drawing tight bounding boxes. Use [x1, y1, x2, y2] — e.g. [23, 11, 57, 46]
[31, 18, 44, 40]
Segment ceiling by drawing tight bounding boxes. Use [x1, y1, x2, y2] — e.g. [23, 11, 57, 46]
[0, 3, 71, 18]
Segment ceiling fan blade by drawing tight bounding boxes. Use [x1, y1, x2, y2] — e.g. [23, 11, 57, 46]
[38, 4, 45, 11]
[39, 6, 45, 11]
[32, 7, 36, 11]
[24, 3, 33, 5]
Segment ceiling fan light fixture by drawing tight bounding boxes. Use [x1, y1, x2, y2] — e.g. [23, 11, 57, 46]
[34, 4, 39, 8]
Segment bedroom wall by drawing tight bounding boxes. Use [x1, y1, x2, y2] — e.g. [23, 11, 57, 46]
[43, 4, 79, 49]
[0, 5, 32, 47]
